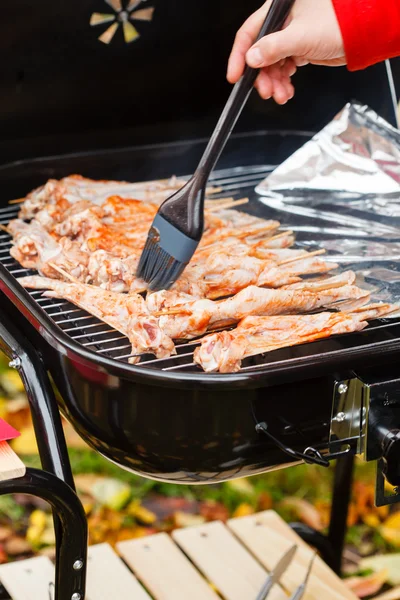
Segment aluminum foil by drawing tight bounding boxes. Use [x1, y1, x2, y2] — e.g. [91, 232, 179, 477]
[255, 103, 400, 310]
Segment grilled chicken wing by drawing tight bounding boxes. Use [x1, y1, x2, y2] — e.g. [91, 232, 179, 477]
[194, 304, 398, 372]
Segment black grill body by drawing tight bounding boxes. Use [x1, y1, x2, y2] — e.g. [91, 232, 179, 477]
[1, 133, 400, 484]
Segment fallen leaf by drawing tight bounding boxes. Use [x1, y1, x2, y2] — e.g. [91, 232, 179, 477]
[381, 514, 400, 547]
[280, 498, 323, 531]
[345, 569, 388, 598]
[257, 492, 273, 512]
[361, 554, 400, 586]
[5, 536, 31, 556]
[40, 527, 56, 546]
[26, 510, 47, 548]
[29, 510, 47, 529]
[226, 479, 255, 496]
[11, 426, 38, 455]
[314, 500, 331, 529]
[0, 371, 25, 394]
[0, 397, 8, 420]
[127, 501, 157, 525]
[0, 527, 12, 543]
[363, 513, 381, 529]
[233, 503, 254, 518]
[91, 479, 131, 511]
[347, 503, 359, 527]
[74, 474, 106, 496]
[173, 512, 206, 528]
[200, 501, 229, 523]
[142, 496, 199, 520]
[6, 395, 29, 414]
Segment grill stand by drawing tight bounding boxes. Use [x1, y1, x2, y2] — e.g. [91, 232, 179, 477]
[0, 470, 87, 600]
[0, 318, 88, 600]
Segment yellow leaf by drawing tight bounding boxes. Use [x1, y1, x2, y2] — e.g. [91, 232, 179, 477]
[127, 501, 157, 525]
[26, 510, 48, 548]
[26, 526, 43, 547]
[11, 426, 38, 455]
[91, 479, 131, 511]
[233, 503, 254, 518]
[30, 510, 47, 529]
[83, 503, 93, 516]
[226, 478, 255, 496]
[40, 527, 56, 546]
[0, 371, 25, 394]
[363, 513, 381, 528]
[381, 513, 400, 547]
[173, 512, 206, 528]
[0, 397, 8, 419]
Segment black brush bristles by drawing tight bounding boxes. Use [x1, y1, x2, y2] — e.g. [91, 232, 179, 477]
[137, 213, 200, 291]
[137, 237, 187, 291]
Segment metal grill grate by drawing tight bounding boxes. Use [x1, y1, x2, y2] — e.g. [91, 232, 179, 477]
[1, 166, 400, 375]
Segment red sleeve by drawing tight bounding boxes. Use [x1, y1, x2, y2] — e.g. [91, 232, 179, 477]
[332, 0, 400, 71]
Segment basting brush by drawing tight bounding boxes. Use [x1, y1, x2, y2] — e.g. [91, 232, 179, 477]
[137, 0, 296, 291]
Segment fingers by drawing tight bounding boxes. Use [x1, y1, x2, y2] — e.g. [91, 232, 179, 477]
[255, 59, 296, 104]
[246, 24, 306, 69]
[227, 2, 272, 83]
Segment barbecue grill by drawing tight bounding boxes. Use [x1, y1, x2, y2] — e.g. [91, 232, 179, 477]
[1, 2, 400, 599]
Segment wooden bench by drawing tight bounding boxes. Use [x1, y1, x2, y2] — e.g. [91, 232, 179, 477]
[0, 441, 357, 600]
[0, 512, 356, 598]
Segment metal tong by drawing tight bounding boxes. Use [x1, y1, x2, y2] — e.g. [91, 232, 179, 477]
[255, 545, 317, 600]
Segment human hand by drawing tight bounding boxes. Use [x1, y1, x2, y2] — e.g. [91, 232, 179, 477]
[227, 0, 346, 104]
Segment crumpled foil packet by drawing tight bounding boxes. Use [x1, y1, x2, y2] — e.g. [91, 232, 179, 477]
[255, 103, 400, 310]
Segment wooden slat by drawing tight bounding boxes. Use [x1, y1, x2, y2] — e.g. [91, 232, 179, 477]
[228, 510, 357, 600]
[173, 520, 286, 600]
[87, 543, 151, 599]
[0, 556, 54, 599]
[0, 544, 151, 600]
[117, 532, 219, 600]
[0, 441, 25, 481]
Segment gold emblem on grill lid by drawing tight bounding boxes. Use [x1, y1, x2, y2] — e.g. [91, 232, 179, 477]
[90, 0, 155, 45]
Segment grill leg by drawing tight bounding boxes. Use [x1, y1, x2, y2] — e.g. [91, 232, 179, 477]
[327, 452, 355, 575]
[290, 454, 354, 575]
[0, 317, 84, 594]
[0, 319, 74, 487]
[0, 469, 87, 600]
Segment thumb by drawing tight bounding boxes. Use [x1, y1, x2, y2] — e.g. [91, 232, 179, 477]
[246, 26, 305, 68]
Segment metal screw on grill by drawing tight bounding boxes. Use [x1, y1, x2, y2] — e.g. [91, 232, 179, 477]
[8, 358, 21, 369]
[335, 412, 346, 423]
[338, 383, 348, 395]
[73, 560, 83, 571]
[71, 594, 81, 600]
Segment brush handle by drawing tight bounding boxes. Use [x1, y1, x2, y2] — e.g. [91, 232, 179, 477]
[159, 0, 295, 240]
[197, 0, 296, 182]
